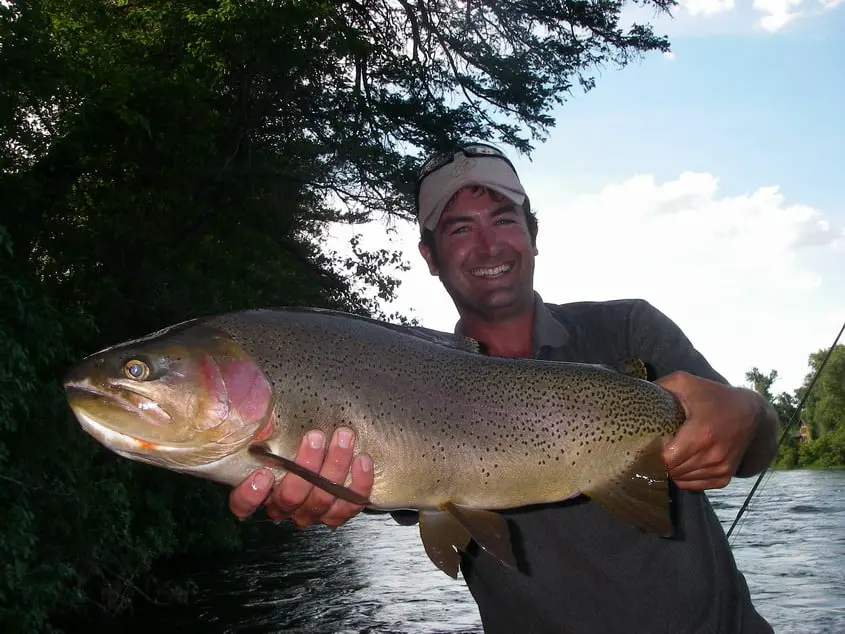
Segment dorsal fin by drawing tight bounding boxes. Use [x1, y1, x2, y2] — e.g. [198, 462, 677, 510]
[607, 358, 650, 381]
[249, 306, 484, 355]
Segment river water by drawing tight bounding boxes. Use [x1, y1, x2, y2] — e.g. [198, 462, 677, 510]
[84, 470, 844, 633]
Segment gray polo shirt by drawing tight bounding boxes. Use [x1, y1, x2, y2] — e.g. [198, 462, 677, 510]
[398, 293, 773, 633]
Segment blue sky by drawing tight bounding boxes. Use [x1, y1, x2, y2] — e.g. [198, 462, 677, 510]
[328, 2, 845, 393]
[517, 6, 845, 213]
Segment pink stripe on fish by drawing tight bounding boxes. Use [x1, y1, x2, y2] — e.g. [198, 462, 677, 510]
[217, 358, 273, 427]
[194, 353, 230, 429]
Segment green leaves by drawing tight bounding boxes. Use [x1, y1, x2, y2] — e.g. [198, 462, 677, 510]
[747, 345, 845, 470]
[1, 0, 677, 629]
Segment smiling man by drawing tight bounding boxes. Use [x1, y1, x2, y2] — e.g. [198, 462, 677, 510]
[229, 142, 779, 633]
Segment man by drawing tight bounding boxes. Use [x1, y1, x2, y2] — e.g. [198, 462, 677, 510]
[229, 142, 779, 633]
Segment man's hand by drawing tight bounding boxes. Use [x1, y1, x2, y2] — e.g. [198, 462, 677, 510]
[228, 426, 374, 528]
[658, 371, 779, 491]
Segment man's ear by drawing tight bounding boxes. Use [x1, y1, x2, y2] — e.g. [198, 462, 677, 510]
[418, 240, 439, 276]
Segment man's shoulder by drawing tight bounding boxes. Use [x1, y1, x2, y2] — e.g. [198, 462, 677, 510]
[543, 297, 660, 325]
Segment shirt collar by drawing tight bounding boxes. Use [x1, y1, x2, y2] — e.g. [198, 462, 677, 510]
[532, 292, 569, 351]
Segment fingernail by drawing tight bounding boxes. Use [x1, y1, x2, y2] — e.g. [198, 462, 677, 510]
[337, 428, 352, 449]
[360, 454, 372, 472]
[251, 470, 272, 492]
[308, 431, 324, 450]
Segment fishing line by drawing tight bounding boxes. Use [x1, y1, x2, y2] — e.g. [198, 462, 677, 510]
[726, 317, 845, 542]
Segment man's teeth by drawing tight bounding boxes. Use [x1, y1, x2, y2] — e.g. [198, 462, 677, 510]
[471, 263, 513, 277]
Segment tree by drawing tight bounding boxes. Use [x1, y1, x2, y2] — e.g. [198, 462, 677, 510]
[746, 345, 845, 471]
[797, 345, 845, 468]
[744, 367, 798, 429]
[1, 0, 677, 629]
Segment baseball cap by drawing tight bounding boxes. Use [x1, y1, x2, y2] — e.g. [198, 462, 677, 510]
[415, 143, 528, 231]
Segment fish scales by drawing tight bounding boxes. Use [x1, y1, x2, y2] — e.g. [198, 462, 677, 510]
[64, 306, 686, 578]
[205, 309, 683, 510]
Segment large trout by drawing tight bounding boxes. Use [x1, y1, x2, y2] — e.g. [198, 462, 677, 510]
[63, 307, 686, 578]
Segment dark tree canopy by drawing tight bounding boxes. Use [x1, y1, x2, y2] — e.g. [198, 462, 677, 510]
[1, 0, 676, 630]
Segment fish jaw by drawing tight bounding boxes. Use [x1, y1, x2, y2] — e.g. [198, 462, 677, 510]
[66, 382, 268, 470]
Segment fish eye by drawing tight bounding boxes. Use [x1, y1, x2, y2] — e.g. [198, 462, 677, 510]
[123, 359, 150, 381]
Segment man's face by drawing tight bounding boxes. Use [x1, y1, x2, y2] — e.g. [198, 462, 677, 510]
[419, 186, 537, 320]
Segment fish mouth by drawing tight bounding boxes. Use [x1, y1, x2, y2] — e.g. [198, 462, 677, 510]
[65, 382, 258, 468]
[470, 261, 514, 278]
[64, 381, 190, 454]
[65, 382, 173, 429]
[71, 404, 166, 456]
[67, 392, 225, 470]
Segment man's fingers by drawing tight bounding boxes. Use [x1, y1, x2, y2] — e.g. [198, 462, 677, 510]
[321, 453, 374, 528]
[671, 462, 732, 485]
[266, 430, 326, 519]
[228, 469, 274, 519]
[290, 427, 357, 526]
[662, 429, 701, 474]
[657, 373, 695, 472]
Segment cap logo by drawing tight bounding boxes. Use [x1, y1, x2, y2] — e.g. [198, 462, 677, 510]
[451, 155, 475, 178]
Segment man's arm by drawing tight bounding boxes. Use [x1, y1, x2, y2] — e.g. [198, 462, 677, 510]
[628, 300, 779, 489]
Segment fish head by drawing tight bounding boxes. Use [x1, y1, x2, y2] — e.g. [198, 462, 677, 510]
[63, 320, 274, 471]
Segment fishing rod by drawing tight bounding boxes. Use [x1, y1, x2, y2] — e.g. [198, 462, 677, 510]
[726, 317, 845, 541]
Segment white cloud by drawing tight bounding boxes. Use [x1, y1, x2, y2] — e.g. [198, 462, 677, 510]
[638, 0, 843, 33]
[683, 0, 737, 16]
[753, 0, 804, 30]
[325, 172, 844, 395]
[663, 51, 677, 61]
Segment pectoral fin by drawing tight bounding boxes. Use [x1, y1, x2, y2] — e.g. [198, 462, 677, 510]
[582, 436, 674, 537]
[247, 443, 371, 506]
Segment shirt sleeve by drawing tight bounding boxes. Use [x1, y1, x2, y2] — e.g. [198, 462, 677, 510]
[626, 300, 729, 385]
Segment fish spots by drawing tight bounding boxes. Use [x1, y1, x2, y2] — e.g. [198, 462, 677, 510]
[204, 310, 684, 500]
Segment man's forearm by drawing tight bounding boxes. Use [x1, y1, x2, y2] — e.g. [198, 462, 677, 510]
[735, 390, 780, 477]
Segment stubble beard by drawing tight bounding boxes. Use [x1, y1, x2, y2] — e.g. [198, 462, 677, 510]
[440, 270, 535, 324]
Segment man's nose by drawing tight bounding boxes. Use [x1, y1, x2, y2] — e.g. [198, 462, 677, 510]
[476, 226, 499, 254]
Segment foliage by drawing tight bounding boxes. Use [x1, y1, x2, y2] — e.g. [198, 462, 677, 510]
[746, 345, 845, 471]
[1, 0, 676, 630]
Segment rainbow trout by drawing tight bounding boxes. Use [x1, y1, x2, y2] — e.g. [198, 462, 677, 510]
[63, 307, 686, 578]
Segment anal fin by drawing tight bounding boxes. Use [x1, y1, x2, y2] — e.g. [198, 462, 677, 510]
[582, 436, 674, 537]
[418, 509, 472, 579]
[418, 503, 518, 578]
[441, 502, 517, 571]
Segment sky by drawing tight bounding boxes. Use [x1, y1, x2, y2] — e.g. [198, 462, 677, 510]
[326, 0, 845, 395]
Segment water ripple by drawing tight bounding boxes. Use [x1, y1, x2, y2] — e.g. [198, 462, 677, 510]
[78, 470, 845, 633]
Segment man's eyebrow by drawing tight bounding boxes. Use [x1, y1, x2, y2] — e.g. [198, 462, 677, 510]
[491, 203, 519, 217]
[439, 214, 473, 231]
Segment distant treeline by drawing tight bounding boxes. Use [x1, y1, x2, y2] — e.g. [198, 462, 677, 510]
[746, 344, 845, 470]
[0, 0, 675, 631]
